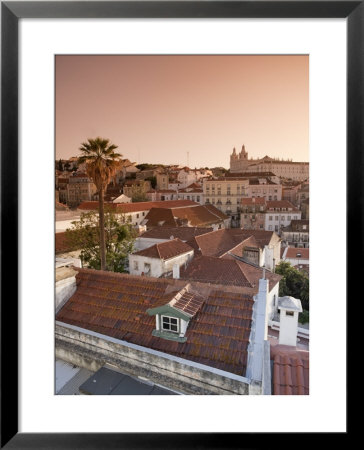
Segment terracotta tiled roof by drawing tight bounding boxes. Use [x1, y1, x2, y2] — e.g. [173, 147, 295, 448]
[271, 345, 309, 395]
[186, 229, 263, 258]
[266, 200, 299, 211]
[241, 198, 266, 206]
[180, 256, 281, 291]
[56, 268, 255, 376]
[143, 205, 227, 228]
[133, 238, 193, 260]
[169, 286, 205, 317]
[78, 200, 198, 213]
[139, 227, 213, 241]
[285, 248, 309, 259]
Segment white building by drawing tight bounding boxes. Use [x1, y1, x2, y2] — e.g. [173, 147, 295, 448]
[129, 238, 194, 278]
[230, 145, 309, 181]
[112, 194, 132, 204]
[282, 247, 309, 266]
[264, 201, 301, 233]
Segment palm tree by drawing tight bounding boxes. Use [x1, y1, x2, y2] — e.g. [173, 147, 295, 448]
[78, 137, 121, 271]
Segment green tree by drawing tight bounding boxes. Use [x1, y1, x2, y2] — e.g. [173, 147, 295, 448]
[275, 260, 309, 311]
[78, 137, 122, 270]
[57, 159, 63, 171]
[65, 209, 136, 272]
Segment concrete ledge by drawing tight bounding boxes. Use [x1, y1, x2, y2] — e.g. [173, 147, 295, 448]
[56, 321, 251, 395]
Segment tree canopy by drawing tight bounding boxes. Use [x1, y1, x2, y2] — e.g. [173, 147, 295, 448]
[78, 137, 122, 270]
[275, 260, 309, 311]
[65, 208, 137, 273]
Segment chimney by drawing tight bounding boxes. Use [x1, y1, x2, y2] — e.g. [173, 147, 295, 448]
[173, 263, 180, 279]
[247, 277, 269, 383]
[277, 296, 303, 346]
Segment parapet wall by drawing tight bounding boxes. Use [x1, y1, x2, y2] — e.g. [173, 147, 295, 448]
[56, 322, 250, 395]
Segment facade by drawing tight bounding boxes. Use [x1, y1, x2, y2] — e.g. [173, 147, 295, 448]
[281, 220, 309, 248]
[240, 198, 267, 230]
[297, 183, 309, 206]
[129, 238, 194, 278]
[301, 198, 309, 219]
[146, 189, 177, 202]
[177, 183, 204, 204]
[156, 172, 169, 190]
[123, 179, 152, 198]
[203, 176, 282, 228]
[264, 201, 301, 234]
[66, 173, 96, 207]
[203, 177, 249, 227]
[230, 146, 309, 181]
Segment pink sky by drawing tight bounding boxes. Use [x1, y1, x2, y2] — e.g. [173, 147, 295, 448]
[56, 55, 308, 168]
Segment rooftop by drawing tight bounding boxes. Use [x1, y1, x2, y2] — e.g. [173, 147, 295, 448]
[132, 238, 193, 260]
[266, 200, 300, 211]
[270, 345, 309, 395]
[78, 200, 198, 214]
[143, 204, 228, 228]
[56, 268, 256, 376]
[139, 226, 213, 241]
[241, 197, 266, 206]
[179, 256, 281, 291]
[284, 248, 309, 259]
[186, 229, 277, 257]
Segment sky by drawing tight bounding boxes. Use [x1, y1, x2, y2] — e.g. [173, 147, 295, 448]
[56, 55, 309, 168]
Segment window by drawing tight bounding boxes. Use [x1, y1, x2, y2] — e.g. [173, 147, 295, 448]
[275, 216, 279, 221]
[287, 216, 291, 221]
[281, 216, 285, 220]
[269, 216, 273, 221]
[161, 316, 179, 333]
[144, 263, 151, 274]
[133, 261, 138, 270]
[285, 311, 294, 317]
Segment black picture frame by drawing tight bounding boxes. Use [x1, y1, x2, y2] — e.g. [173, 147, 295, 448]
[1, 1, 356, 447]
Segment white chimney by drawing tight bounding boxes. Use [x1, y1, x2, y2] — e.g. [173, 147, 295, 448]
[278, 296, 303, 346]
[173, 263, 180, 279]
[247, 277, 269, 383]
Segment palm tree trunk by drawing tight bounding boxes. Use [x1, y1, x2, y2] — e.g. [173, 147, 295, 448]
[98, 187, 107, 270]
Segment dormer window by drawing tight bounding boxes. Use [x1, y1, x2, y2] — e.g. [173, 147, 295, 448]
[146, 285, 205, 343]
[161, 315, 179, 333]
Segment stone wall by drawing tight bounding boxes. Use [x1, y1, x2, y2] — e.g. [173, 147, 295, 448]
[56, 322, 250, 395]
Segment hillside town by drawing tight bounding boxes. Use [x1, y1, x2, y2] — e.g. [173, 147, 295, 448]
[55, 144, 309, 396]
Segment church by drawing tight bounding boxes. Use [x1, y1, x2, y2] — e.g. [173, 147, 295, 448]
[230, 146, 309, 181]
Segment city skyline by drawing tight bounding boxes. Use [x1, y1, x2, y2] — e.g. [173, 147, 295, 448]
[56, 55, 309, 167]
